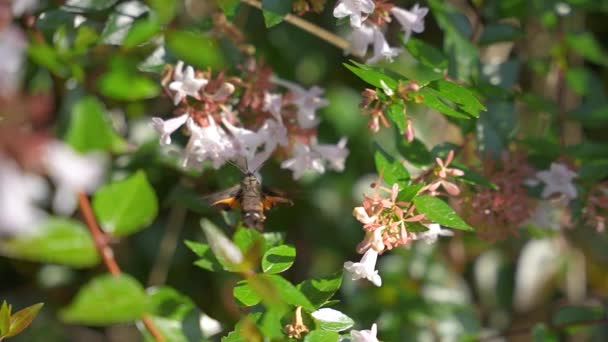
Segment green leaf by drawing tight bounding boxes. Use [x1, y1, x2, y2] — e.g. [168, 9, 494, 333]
[429, 80, 485, 118]
[304, 330, 340, 342]
[396, 137, 433, 166]
[311, 308, 354, 332]
[479, 23, 522, 45]
[92, 171, 158, 236]
[566, 32, 608, 67]
[297, 272, 342, 309]
[579, 160, 608, 181]
[146, 0, 176, 24]
[0, 301, 11, 337]
[28, 42, 68, 77]
[233, 280, 262, 306]
[97, 56, 160, 101]
[262, 0, 294, 27]
[185, 240, 223, 272]
[418, 87, 469, 119]
[386, 103, 406, 133]
[405, 38, 448, 69]
[396, 183, 424, 202]
[343, 61, 398, 90]
[140, 287, 214, 341]
[65, 96, 115, 153]
[0, 218, 99, 267]
[61, 274, 149, 325]
[166, 30, 224, 69]
[552, 305, 603, 327]
[233, 227, 265, 254]
[201, 219, 244, 270]
[6, 303, 44, 338]
[265, 275, 314, 311]
[123, 16, 160, 48]
[476, 100, 516, 158]
[258, 308, 284, 339]
[219, 0, 240, 17]
[532, 323, 558, 342]
[374, 147, 409, 186]
[413, 195, 473, 230]
[451, 162, 497, 190]
[261, 245, 296, 274]
[63, 0, 118, 11]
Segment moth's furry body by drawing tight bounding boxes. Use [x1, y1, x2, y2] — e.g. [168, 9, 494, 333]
[206, 172, 291, 230]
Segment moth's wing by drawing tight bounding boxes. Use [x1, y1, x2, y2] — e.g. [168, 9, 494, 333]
[204, 185, 242, 210]
[261, 187, 293, 210]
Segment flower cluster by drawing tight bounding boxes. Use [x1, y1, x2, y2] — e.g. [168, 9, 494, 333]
[333, 0, 429, 64]
[152, 60, 348, 178]
[345, 151, 462, 287]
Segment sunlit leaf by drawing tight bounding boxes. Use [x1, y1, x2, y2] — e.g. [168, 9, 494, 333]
[297, 272, 342, 309]
[261, 245, 296, 274]
[304, 330, 340, 342]
[92, 170, 158, 236]
[65, 96, 115, 153]
[566, 32, 608, 67]
[413, 195, 473, 230]
[166, 30, 224, 69]
[97, 56, 160, 101]
[61, 274, 148, 325]
[6, 303, 44, 338]
[262, 0, 293, 27]
[233, 280, 262, 306]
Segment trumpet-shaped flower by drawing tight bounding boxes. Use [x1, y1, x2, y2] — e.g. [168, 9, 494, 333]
[416, 223, 454, 244]
[312, 137, 349, 171]
[367, 28, 401, 64]
[347, 24, 376, 57]
[390, 4, 429, 41]
[333, 0, 375, 28]
[151, 113, 189, 145]
[344, 248, 382, 286]
[169, 61, 208, 105]
[351, 323, 379, 342]
[535, 162, 578, 200]
[281, 141, 325, 180]
[272, 78, 328, 129]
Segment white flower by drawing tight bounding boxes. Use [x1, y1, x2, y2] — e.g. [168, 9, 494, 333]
[263, 92, 283, 119]
[281, 141, 325, 180]
[344, 248, 382, 287]
[12, 0, 38, 16]
[183, 117, 235, 169]
[0, 25, 27, 97]
[347, 24, 375, 57]
[221, 117, 270, 171]
[416, 223, 454, 244]
[0, 156, 47, 236]
[390, 4, 429, 42]
[200, 313, 222, 338]
[169, 61, 208, 105]
[367, 27, 402, 64]
[207, 82, 235, 102]
[43, 142, 107, 215]
[272, 78, 328, 129]
[333, 0, 375, 28]
[312, 137, 349, 171]
[151, 113, 189, 145]
[535, 162, 577, 200]
[351, 323, 379, 342]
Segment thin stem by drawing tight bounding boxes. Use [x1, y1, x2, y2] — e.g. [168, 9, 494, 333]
[240, 0, 350, 51]
[77, 192, 165, 342]
[147, 203, 187, 286]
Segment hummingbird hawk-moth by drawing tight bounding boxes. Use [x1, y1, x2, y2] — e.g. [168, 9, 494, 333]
[206, 171, 292, 230]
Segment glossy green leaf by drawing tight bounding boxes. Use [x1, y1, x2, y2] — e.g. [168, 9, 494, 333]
[65, 96, 115, 152]
[166, 30, 224, 69]
[386, 103, 406, 133]
[374, 147, 409, 186]
[233, 280, 262, 306]
[185, 240, 223, 272]
[262, 0, 293, 27]
[405, 38, 448, 69]
[396, 137, 433, 166]
[297, 272, 342, 309]
[123, 17, 160, 48]
[429, 80, 485, 118]
[396, 183, 424, 202]
[233, 227, 265, 254]
[311, 308, 354, 332]
[566, 32, 608, 67]
[304, 330, 340, 342]
[479, 23, 522, 45]
[265, 274, 314, 311]
[97, 56, 160, 101]
[0, 218, 99, 267]
[92, 170, 158, 236]
[261, 245, 296, 274]
[413, 195, 473, 230]
[343, 61, 398, 90]
[418, 87, 469, 119]
[6, 303, 44, 338]
[61, 274, 148, 325]
[259, 308, 284, 339]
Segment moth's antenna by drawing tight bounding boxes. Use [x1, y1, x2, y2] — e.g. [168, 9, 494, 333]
[225, 158, 247, 174]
